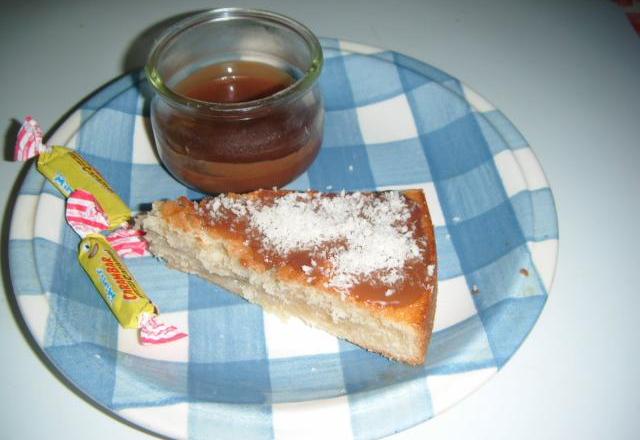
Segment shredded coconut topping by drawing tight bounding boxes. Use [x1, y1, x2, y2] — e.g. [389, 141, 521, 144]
[202, 191, 424, 292]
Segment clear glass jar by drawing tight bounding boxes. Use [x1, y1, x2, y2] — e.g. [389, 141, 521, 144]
[145, 8, 324, 193]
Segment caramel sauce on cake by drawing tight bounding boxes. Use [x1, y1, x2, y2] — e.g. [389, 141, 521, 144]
[194, 190, 435, 307]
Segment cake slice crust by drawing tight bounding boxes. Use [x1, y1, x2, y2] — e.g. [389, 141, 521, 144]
[139, 189, 437, 365]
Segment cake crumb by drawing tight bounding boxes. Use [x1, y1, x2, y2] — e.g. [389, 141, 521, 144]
[520, 268, 529, 277]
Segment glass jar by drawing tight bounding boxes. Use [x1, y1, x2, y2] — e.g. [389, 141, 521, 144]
[145, 8, 324, 194]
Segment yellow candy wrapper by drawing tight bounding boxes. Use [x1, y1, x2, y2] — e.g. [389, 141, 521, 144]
[16, 118, 186, 344]
[37, 146, 131, 229]
[78, 233, 156, 329]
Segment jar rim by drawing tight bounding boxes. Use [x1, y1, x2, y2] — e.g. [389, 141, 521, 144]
[145, 8, 323, 114]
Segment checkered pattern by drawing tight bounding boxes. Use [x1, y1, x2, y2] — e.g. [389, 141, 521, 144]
[8, 39, 557, 439]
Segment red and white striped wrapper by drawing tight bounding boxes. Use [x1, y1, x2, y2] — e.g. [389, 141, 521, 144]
[139, 313, 188, 345]
[106, 225, 151, 258]
[66, 189, 149, 258]
[14, 116, 47, 161]
[66, 189, 110, 237]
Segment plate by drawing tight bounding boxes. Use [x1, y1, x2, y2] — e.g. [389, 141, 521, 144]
[8, 38, 558, 439]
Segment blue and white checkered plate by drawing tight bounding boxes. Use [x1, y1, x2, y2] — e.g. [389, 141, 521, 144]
[8, 39, 558, 439]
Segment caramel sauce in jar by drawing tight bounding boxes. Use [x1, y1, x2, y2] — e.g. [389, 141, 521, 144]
[146, 9, 325, 194]
[175, 61, 295, 103]
[152, 61, 323, 194]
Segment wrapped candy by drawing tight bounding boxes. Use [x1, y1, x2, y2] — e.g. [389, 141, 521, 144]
[77, 232, 185, 344]
[15, 116, 131, 230]
[78, 233, 156, 328]
[68, 190, 185, 344]
[15, 116, 185, 344]
[66, 189, 150, 258]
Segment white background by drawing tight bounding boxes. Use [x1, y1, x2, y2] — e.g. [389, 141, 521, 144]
[1, 1, 639, 438]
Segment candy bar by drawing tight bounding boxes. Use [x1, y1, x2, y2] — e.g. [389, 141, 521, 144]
[38, 146, 131, 229]
[15, 117, 184, 343]
[78, 233, 156, 328]
[14, 116, 131, 230]
[77, 233, 187, 343]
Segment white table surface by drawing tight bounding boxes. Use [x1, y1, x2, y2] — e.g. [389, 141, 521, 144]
[2, 1, 640, 438]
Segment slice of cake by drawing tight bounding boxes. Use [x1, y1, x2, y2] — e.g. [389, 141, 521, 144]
[138, 189, 437, 365]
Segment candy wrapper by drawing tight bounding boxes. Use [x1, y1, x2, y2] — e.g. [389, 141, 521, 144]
[78, 233, 155, 328]
[78, 233, 186, 344]
[66, 191, 184, 344]
[66, 189, 150, 257]
[15, 116, 185, 344]
[14, 115, 45, 161]
[14, 116, 131, 230]
[105, 226, 151, 259]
